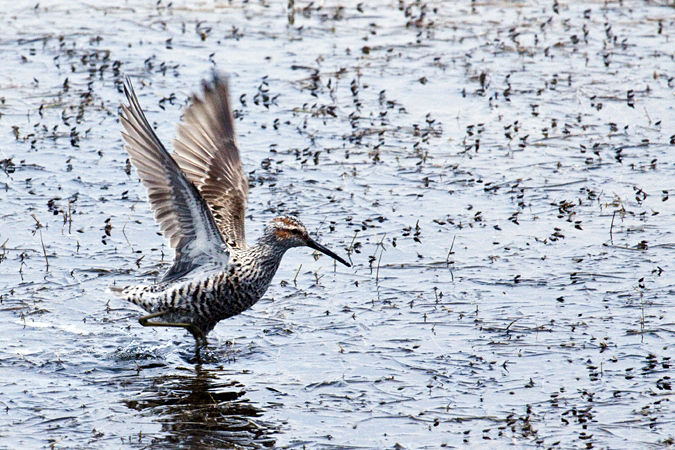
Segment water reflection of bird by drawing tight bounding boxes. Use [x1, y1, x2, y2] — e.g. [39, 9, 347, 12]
[109, 74, 350, 353]
[123, 367, 276, 447]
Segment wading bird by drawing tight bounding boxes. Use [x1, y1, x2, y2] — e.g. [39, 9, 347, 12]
[109, 75, 350, 354]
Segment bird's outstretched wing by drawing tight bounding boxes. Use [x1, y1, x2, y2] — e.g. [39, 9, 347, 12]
[120, 77, 228, 282]
[172, 74, 249, 250]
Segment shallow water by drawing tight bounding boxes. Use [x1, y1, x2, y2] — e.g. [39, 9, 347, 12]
[1, 0, 675, 448]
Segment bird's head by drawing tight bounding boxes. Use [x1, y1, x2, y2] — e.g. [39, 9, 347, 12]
[264, 216, 351, 267]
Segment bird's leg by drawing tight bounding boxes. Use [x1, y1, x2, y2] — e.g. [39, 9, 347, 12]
[138, 311, 208, 348]
[187, 325, 209, 349]
[187, 326, 208, 363]
[194, 344, 202, 363]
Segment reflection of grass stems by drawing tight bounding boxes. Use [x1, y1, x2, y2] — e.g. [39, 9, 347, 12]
[609, 211, 616, 244]
[19, 252, 26, 280]
[633, 284, 645, 341]
[373, 232, 386, 285]
[122, 198, 140, 247]
[31, 214, 49, 271]
[0, 238, 8, 264]
[609, 197, 626, 245]
[446, 235, 455, 265]
[640, 289, 645, 336]
[39, 229, 49, 271]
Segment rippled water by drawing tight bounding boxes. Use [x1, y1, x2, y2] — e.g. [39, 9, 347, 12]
[1, 0, 675, 448]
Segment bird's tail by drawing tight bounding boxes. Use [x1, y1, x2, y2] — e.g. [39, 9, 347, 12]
[107, 284, 156, 313]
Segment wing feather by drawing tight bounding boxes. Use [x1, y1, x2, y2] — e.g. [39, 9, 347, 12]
[173, 74, 249, 250]
[120, 77, 228, 282]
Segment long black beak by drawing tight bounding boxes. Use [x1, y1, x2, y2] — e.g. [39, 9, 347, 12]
[307, 238, 351, 267]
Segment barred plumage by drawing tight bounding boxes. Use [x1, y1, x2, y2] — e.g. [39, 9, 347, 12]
[108, 74, 350, 354]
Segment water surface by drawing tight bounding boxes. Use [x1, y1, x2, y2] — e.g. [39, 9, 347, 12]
[1, 1, 674, 448]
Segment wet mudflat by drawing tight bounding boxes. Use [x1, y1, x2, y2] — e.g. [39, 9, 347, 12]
[1, 0, 674, 448]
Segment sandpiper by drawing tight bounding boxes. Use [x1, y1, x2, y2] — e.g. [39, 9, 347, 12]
[109, 74, 350, 351]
